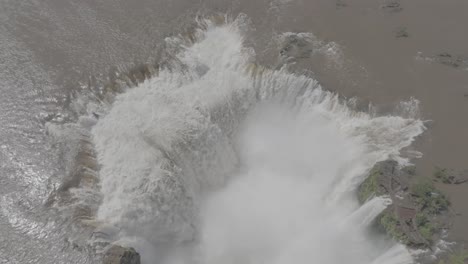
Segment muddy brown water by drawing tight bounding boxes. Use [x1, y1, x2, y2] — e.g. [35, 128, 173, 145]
[1, 0, 467, 262]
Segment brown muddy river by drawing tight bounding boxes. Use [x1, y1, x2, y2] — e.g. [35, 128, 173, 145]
[1, 1, 467, 264]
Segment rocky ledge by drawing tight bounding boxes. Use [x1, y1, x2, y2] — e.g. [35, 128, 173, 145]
[433, 167, 468, 185]
[358, 160, 451, 248]
[103, 245, 141, 264]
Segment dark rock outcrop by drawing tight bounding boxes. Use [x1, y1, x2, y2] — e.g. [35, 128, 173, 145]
[382, 1, 403, 13]
[395, 27, 409, 38]
[416, 52, 468, 70]
[336, 0, 347, 9]
[279, 34, 314, 60]
[434, 167, 468, 185]
[103, 245, 141, 264]
[434, 53, 468, 69]
[358, 160, 451, 248]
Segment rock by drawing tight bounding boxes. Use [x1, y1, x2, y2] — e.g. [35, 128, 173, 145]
[279, 33, 314, 59]
[434, 167, 468, 185]
[336, 0, 347, 9]
[416, 52, 468, 70]
[382, 1, 403, 13]
[103, 245, 141, 264]
[434, 53, 468, 69]
[395, 27, 409, 38]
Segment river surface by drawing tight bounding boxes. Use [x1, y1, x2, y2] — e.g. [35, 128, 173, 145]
[2, 1, 466, 263]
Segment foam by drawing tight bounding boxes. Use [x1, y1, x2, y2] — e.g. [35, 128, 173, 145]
[91, 16, 424, 264]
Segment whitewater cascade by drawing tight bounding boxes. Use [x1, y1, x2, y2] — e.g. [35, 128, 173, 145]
[91, 16, 425, 264]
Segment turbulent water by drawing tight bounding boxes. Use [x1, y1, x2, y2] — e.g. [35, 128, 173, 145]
[85, 17, 424, 264]
[1, 7, 426, 264]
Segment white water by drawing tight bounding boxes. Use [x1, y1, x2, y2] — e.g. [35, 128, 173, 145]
[92, 17, 425, 264]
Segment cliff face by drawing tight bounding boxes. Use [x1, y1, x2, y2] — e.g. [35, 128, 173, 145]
[358, 160, 450, 248]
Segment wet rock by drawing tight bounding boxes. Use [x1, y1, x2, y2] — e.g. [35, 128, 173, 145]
[416, 52, 468, 70]
[395, 27, 409, 38]
[336, 0, 347, 9]
[358, 160, 451, 248]
[103, 245, 141, 264]
[382, 1, 403, 13]
[279, 33, 314, 59]
[434, 167, 468, 185]
[434, 53, 468, 69]
[277, 32, 344, 71]
[127, 64, 153, 85]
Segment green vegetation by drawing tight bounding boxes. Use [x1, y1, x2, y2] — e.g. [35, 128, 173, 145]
[434, 167, 451, 184]
[438, 250, 468, 264]
[410, 180, 449, 243]
[376, 180, 449, 245]
[415, 213, 435, 241]
[418, 224, 434, 241]
[411, 180, 450, 214]
[359, 162, 451, 248]
[378, 211, 409, 244]
[358, 168, 380, 204]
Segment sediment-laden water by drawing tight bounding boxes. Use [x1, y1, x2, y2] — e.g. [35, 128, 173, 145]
[1, 6, 426, 264]
[87, 17, 423, 263]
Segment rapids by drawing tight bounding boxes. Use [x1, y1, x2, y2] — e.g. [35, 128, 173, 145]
[90, 17, 425, 264]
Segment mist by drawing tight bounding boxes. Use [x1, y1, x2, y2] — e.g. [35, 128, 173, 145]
[91, 17, 424, 264]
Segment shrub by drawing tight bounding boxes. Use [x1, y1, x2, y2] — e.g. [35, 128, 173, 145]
[411, 180, 449, 214]
[358, 168, 380, 203]
[379, 211, 409, 244]
[415, 212, 435, 241]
